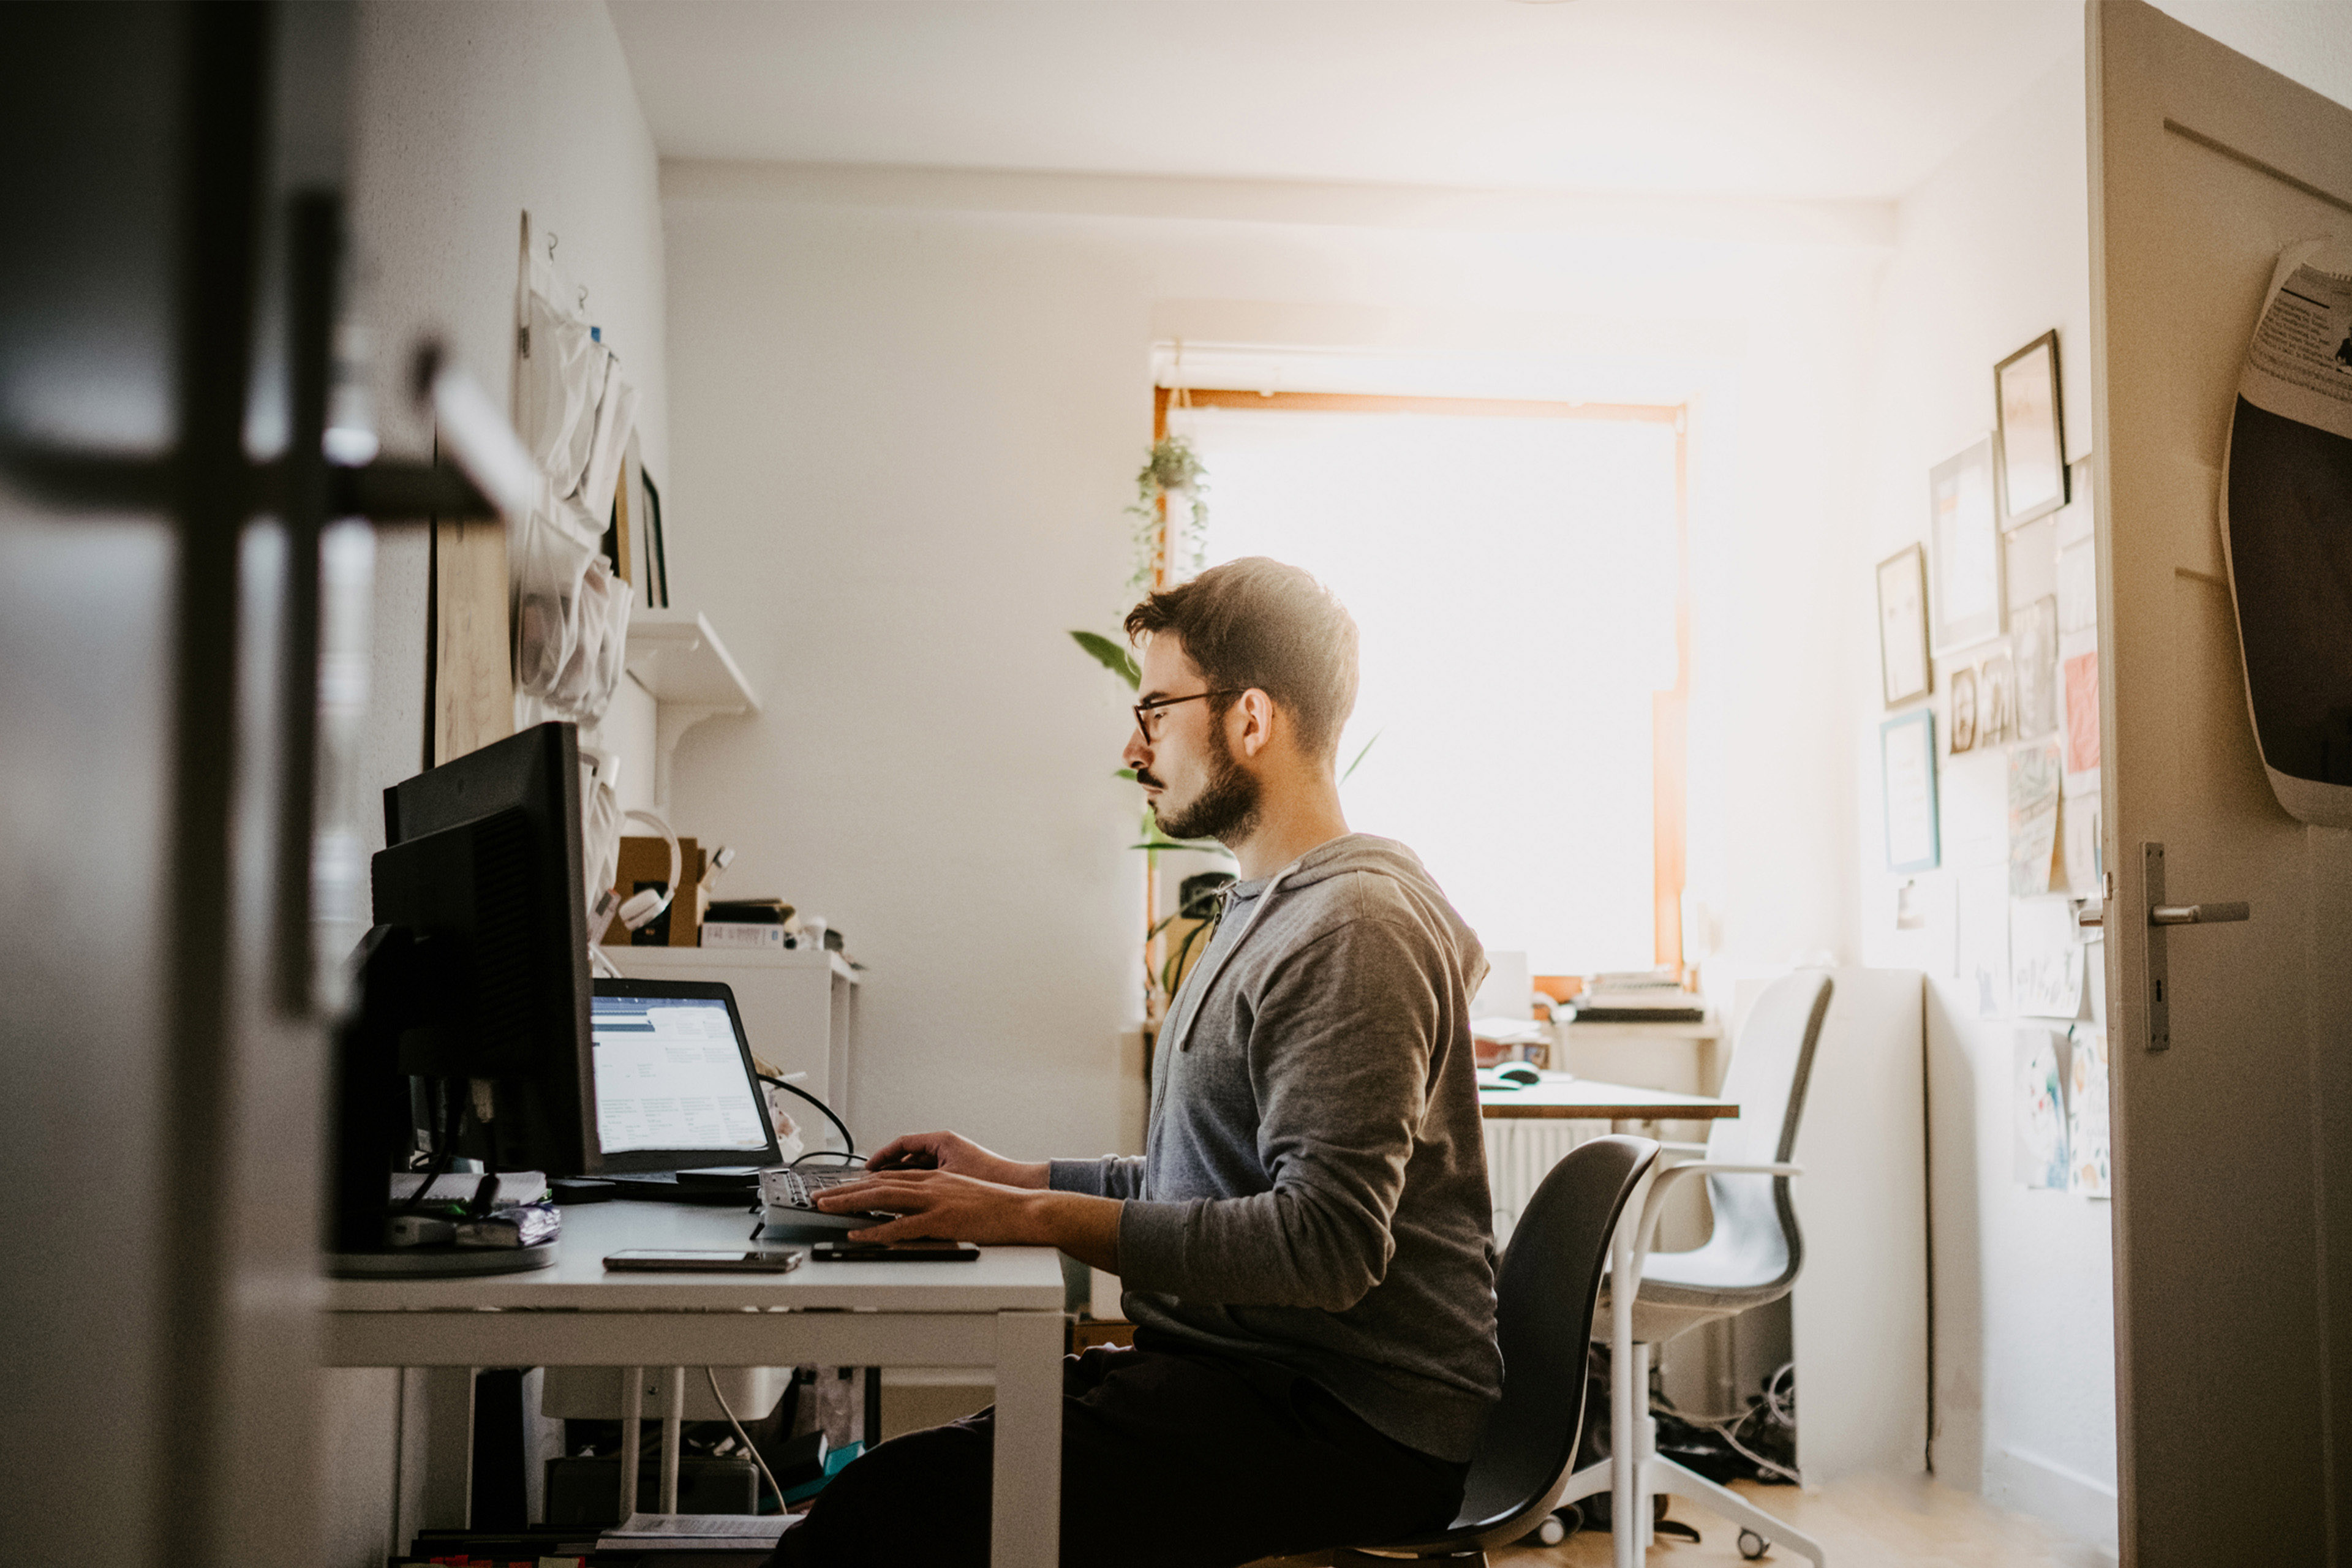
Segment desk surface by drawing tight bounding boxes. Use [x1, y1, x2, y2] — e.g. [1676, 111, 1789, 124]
[323, 1200, 1066, 1313]
[1479, 1072, 1737, 1120]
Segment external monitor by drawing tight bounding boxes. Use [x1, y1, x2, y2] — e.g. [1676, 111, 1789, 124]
[328, 722, 600, 1261]
[379, 720, 598, 1176]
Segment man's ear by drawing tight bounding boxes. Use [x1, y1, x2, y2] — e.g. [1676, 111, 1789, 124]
[1235, 689, 1276, 758]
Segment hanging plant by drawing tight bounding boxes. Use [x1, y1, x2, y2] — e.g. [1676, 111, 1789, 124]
[1125, 434, 1209, 592]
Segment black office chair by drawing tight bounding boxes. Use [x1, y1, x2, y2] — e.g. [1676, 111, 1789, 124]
[1251, 1134, 1660, 1568]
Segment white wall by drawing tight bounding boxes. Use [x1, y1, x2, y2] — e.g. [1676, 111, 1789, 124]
[323, 4, 668, 1561]
[660, 163, 1882, 1170]
[1850, 10, 2352, 1552]
[349, 0, 671, 842]
[1853, 43, 2114, 1548]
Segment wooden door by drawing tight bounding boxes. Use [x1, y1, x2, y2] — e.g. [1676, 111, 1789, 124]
[2088, 2, 2352, 1559]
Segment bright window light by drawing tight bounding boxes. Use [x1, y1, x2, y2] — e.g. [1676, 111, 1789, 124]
[1172, 404, 1679, 975]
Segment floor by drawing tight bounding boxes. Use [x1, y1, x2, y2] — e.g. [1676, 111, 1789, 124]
[1488, 1474, 2116, 1568]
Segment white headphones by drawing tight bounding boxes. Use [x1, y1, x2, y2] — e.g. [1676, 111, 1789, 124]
[591, 807, 682, 941]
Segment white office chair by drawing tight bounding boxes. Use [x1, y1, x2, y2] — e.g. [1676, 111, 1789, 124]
[1556, 970, 1834, 1567]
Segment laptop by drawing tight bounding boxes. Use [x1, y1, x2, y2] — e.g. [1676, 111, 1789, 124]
[589, 979, 877, 1232]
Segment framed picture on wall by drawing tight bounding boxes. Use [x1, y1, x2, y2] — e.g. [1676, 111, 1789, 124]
[1882, 709, 1940, 873]
[1995, 330, 2068, 526]
[1877, 544, 1932, 707]
[1929, 437, 2003, 654]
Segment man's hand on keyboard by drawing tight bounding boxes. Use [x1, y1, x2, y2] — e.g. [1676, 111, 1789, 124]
[864, 1129, 1048, 1190]
[813, 1169, 1121, 1272]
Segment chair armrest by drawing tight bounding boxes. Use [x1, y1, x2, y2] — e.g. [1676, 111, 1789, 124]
[1629, 1161, 1804, 1262]
[1658, 1141, 1712, 1158]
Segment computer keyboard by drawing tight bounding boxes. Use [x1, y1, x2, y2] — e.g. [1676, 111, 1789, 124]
[757, 1163, 890, 1232]
[763, 1166, 869, 1208]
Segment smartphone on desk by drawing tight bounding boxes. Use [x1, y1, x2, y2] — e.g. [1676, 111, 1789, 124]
[812, 1240, 980, 1263]
[605, 1248, 806, 1273]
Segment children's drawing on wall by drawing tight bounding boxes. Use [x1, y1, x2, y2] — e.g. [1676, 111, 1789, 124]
[2011, 895, 2082, 1018]
[2068, 1026, 2111, 1199]
[2015, 1027, 2069, 1190]
[2008, 741, 2062, 895]
[2062, 793, 2103, 895]
[2013, 595, 2059, 739]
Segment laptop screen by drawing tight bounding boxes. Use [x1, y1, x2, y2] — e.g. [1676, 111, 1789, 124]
[590, 991, 774, 1161]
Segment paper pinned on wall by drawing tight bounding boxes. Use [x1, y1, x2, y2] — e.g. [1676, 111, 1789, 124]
[2008, 741, 2062, 895]
[2013, 596, 2059, 739]
[2062, 790, 2103, 896]
[2068, 1025, 2111, 1199]
[1893, 875, 1959, 978]
[2057, 536, 2097, 635]
[2015, 1027, 2069, 1190]
[2061, 636, 2101, 798]
[2011, 895, 2082, 1018]
[1959, 865, 2011, 1019]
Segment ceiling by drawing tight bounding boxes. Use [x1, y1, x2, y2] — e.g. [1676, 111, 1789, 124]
[607, 0, 2091, 204]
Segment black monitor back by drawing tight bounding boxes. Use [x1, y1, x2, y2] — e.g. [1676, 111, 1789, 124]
[382, 722, 597, 1175]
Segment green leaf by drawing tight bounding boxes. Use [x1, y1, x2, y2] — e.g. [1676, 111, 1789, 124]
[1114, 767, 1137, 782]
[1341, 729, 1382, 785]
[1070, 630, 1140, 690]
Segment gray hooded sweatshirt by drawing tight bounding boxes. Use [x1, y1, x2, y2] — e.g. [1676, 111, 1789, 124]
[1049, 834, 1504, 1461]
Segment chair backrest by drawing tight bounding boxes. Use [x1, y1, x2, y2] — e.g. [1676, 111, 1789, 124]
[1697, 970, 1835, 1292]
[1450, 1134, 1659, 1536]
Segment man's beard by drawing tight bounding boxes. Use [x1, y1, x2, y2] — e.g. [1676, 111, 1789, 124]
[1152, 723, 1261, 843]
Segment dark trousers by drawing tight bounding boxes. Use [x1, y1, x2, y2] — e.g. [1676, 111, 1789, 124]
[768, 1334, 1468, 1568]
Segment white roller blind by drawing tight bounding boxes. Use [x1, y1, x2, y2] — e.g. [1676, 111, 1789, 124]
[1172, 404, 1678, 974]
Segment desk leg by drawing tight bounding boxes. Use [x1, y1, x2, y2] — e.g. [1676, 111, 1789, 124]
[662, 1367, 686, 1512]
[619, 1366, 644, 1523]
[420, 1366, 475, 1531]
[990, 1311, 1063, 1568]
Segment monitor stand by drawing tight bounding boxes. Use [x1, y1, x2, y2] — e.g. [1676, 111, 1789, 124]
[328, 1240, 559, 1279]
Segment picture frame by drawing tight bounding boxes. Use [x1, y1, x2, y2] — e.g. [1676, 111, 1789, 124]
[1881, 709, 1941, 874]
[1949, 664, 1979, 754]
[1995, 330, 2068, 526]
[1981, 650, 2016, 747]
[1876, 544, 1932, 707]
[1929, 438, 2003, 654]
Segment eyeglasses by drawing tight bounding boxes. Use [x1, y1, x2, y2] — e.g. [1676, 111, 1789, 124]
[1132, 690, 1243, 743]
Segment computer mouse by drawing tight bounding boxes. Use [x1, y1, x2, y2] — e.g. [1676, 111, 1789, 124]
[1499, 1066, 1543, 1087]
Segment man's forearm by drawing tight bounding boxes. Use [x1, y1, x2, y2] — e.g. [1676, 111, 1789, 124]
[1020, 1191, 1121, 1274]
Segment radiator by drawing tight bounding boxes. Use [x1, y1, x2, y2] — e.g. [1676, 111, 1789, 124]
[1482, 1118, 1613, 1245]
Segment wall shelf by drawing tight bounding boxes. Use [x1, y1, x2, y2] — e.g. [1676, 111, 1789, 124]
[624, 608, 761, 810]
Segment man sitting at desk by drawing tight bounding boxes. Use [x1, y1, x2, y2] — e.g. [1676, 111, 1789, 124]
[777, 557, 1502, 1567]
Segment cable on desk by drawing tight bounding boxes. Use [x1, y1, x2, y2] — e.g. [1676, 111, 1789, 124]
[756, 1073, 855, 1160]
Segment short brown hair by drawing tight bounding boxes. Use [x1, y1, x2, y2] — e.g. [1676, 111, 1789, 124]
[1123, 557, 1360, 761]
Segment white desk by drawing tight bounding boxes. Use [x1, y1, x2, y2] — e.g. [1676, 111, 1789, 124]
[323, 1202, 1068, 1567]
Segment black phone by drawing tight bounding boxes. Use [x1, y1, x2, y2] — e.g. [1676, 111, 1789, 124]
[811, 1241, 979, 1262]
[605, 1248, 806, 1273]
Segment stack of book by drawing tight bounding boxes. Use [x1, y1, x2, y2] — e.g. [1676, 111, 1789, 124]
[704, 898, 793, 951]
[1567, 970, 1706, 1025]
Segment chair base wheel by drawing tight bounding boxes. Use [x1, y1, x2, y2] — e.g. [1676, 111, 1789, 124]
[1739, 1526, 1771, 1559]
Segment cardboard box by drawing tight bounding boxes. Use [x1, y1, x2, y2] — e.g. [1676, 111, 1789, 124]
[603, 834, 705, 947]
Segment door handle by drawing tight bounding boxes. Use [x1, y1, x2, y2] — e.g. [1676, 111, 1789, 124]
[2150, 902, 2250, 925]
[2141, 842, 2252, 1052]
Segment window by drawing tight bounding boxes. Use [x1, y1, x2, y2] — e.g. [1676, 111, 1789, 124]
[1166, 390, 1688, 975]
